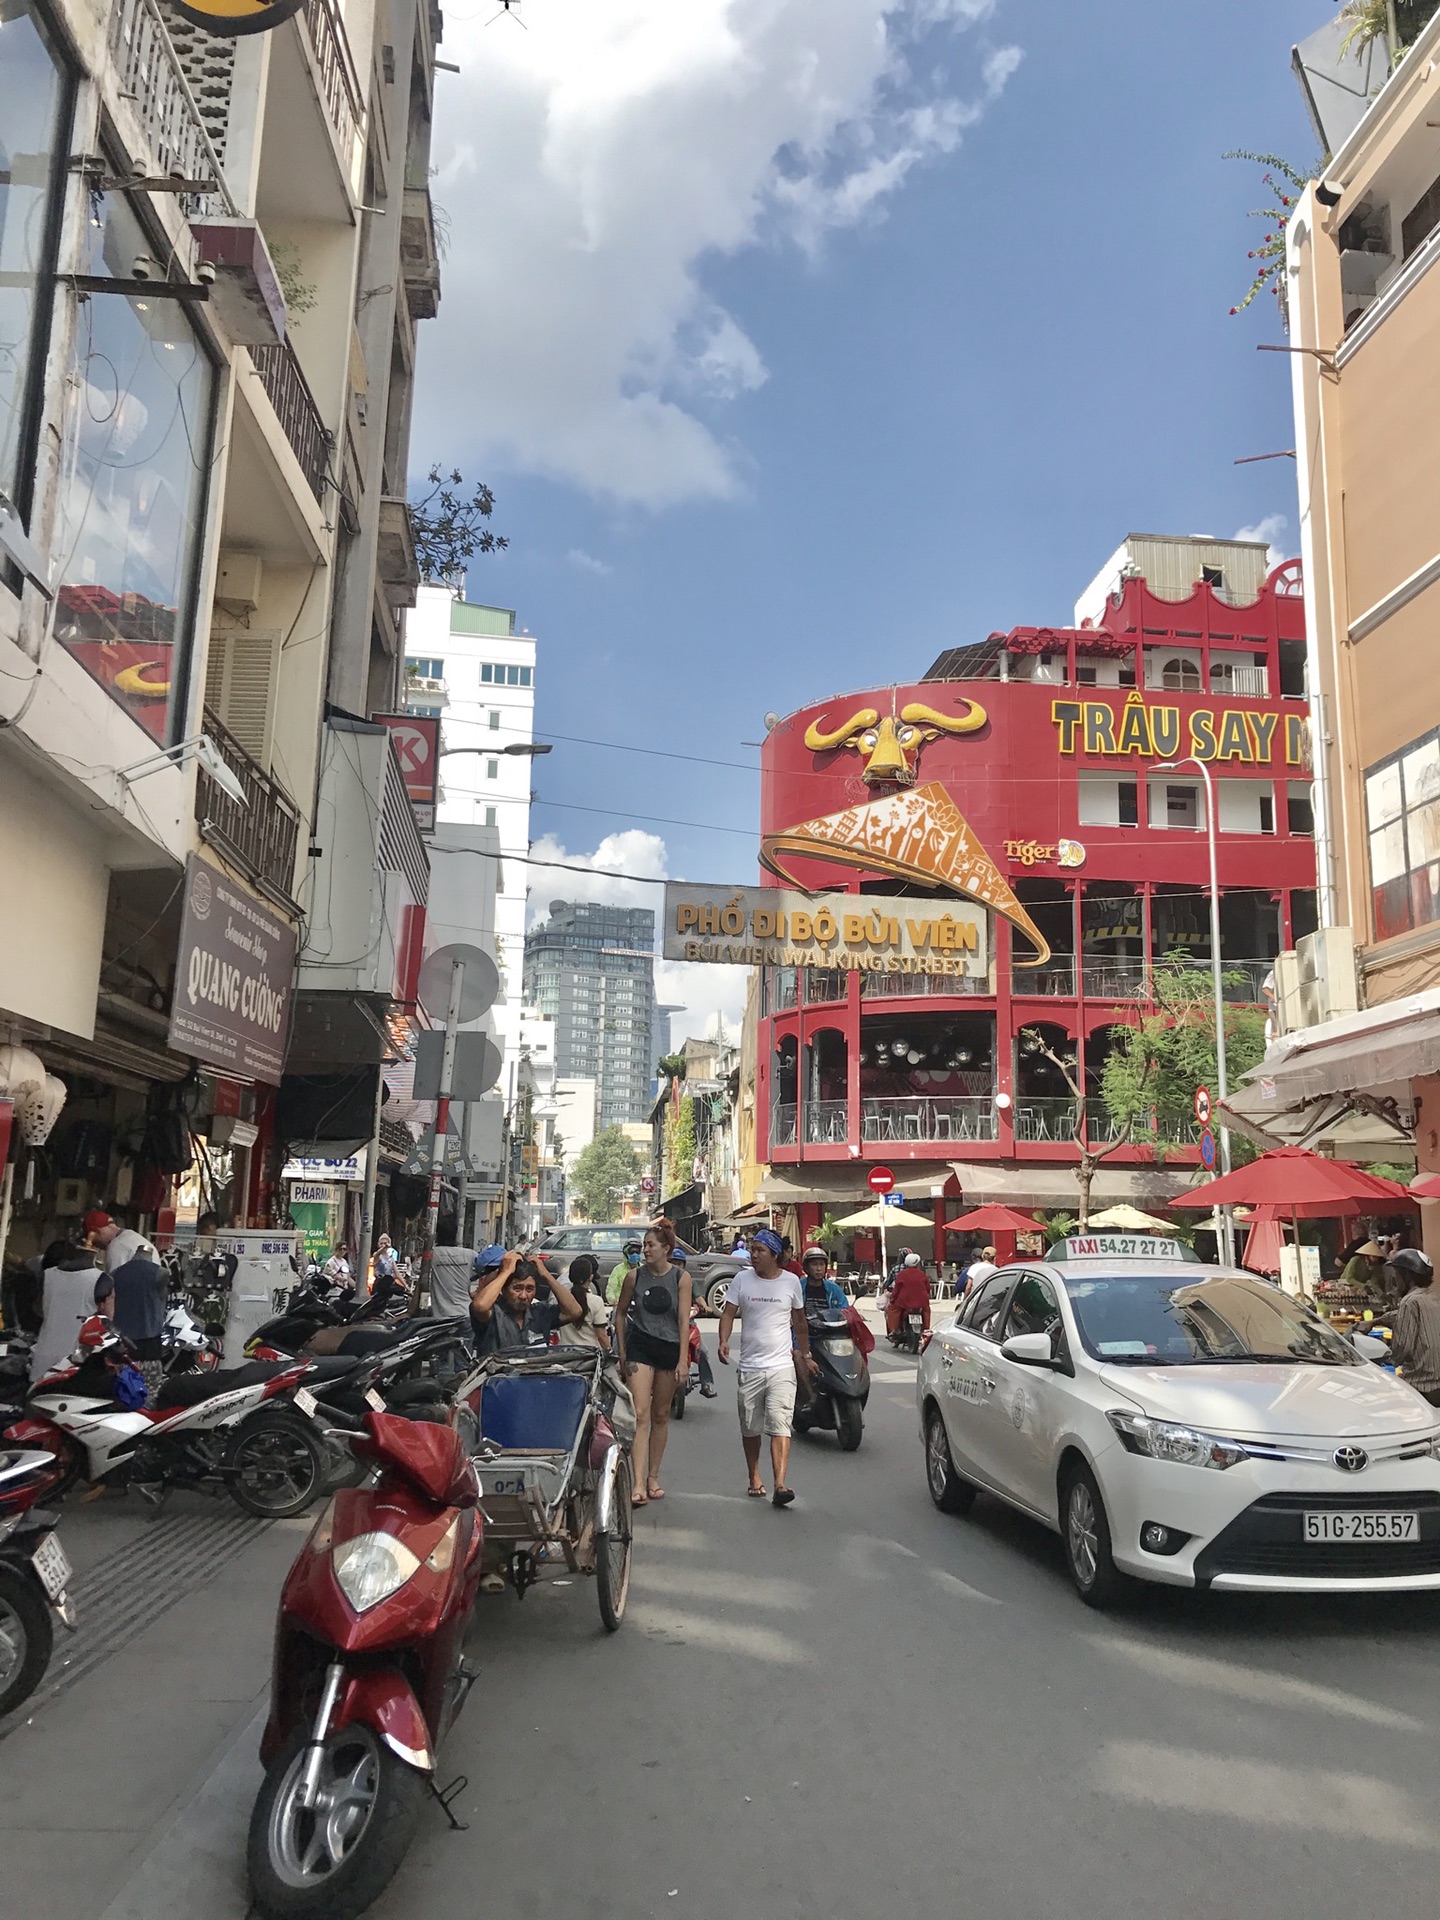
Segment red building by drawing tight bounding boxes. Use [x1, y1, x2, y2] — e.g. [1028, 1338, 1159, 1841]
[756, 538, 1316, 1259]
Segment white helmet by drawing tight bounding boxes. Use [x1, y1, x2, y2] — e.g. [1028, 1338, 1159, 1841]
[802, 1245, 827, 1265]
[902, 1251, 922, 1266]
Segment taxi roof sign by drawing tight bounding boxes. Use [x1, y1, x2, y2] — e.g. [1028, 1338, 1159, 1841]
[1051, 1233, 1198, 1264]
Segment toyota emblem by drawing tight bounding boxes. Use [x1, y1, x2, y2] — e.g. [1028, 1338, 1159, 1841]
[1333, 1445, 1369, 1473]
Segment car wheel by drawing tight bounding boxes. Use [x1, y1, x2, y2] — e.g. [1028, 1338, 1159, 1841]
[706, 1276, 730, 1315]
[1062, 1464, 1130, 1609]
[923, 1405, 975, 1515]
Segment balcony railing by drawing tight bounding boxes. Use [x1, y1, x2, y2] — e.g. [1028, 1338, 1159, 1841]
[861, 1097, 997, 1144]
[860, 970, 988, 998]
[197, 709, 301, 908]
[803, 1099, 849, 1145]
[1014, 1097, 1079, 1143]
[250, 339, 330, 501]
[771, 1102, 797, 1148]
[302, 0, 365, 160]
[1081, 956, 1273, 1005]
[1209, 664, 1269, 697]
[1086, 1103, 1197, 1148]
[803, 970, 847, 1004]
[108, 0, 238, 217]
[1013, 958, 1077, 997]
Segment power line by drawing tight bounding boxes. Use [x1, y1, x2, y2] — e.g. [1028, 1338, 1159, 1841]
[534, 798, 756, 838]
[539, 729, 753, 772]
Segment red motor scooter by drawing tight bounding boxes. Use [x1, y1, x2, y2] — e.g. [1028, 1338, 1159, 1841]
[247, 1410, 483, 1920]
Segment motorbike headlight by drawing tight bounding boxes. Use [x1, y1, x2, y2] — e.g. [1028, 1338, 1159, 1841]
[332, 1531, 420, 1612]
[1106, 1408, 1248, 1471]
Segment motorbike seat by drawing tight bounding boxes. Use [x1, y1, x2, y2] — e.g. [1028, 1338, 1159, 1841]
[298, 1356, 362, 1384]
[153, 1361, 289, 1410]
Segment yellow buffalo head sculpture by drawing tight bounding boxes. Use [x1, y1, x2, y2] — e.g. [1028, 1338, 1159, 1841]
[802, 700, 987, 785]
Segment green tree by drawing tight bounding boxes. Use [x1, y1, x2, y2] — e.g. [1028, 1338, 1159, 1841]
[1017, 1027, 1151, 1229]
[570, 1126, 640, 1223]
[664, 1096, 697, 1195]
[1100, 959, 1269, 1169]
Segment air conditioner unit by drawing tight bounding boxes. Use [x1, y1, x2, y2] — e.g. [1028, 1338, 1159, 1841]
[1296, 926, 1358, 1028]
[1271, 950, 1306, 1036]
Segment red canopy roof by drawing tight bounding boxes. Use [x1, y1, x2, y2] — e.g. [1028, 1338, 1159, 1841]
[1171, 1147, 1416, 1218]
[946, 1205, 1043, 1234]
[1411, 1174, 1440, 1200]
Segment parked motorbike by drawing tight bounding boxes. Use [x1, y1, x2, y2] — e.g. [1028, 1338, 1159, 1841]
[247, 1409, 482, 1920]
[3, 1326, 338, 1519]
[794, 1309, 870, 1450]
[246, 1286, 406, 1363]
[160, 1296, 221, 1379]
[0, 1446, 76, 1717]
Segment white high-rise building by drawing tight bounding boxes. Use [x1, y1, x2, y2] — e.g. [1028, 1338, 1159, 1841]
[406, 585, 535, 1087]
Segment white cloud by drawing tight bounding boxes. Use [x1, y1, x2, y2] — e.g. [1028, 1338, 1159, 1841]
[419, 2, 1021, 506]
[527, 829, 669, 920]
[1233, 512, 1291, 570]
[566, 548, 614, 576]
[525, 829, 748, 1046]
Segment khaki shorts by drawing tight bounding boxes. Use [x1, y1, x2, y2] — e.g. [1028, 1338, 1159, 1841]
[737, 1367, 798, 1438]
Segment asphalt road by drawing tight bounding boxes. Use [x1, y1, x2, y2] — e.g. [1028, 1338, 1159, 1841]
[344, 1338, 1440, 1920]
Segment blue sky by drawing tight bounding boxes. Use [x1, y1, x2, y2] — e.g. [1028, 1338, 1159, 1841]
[413, 0, 1326, 1037]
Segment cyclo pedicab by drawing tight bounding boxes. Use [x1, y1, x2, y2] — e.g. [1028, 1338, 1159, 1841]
[451, 1345, 636, 1630]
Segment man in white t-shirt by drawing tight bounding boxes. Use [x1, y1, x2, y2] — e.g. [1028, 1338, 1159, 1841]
[84, 1210, 158, 1273]
[718, 1229, 816, 1507]
[963, 1246, 999, 1296]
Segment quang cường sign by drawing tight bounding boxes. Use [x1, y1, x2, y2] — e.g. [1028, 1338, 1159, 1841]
[662, 884, 988, 979]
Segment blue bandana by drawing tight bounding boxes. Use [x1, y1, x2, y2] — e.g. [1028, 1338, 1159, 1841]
[751, 1228, 783, 1258]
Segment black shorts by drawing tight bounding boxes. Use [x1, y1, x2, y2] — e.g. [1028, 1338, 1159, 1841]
[626, 1324, 680, 1372]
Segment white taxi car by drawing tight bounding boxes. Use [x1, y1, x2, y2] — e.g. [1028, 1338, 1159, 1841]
[917, 1235, 1440, 1606]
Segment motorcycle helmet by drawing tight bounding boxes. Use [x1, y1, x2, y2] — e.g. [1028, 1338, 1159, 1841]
[1389, 1248, 1434, 1284]
[802, 1246, 827, 1266]
[73, 1315, 126, 1362]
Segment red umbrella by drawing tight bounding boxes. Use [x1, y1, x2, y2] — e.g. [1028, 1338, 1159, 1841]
[946, 1205, 1043, 1234]
[1171, 1147, 1416, 1216]
[1411, 1174, 1440, 1200]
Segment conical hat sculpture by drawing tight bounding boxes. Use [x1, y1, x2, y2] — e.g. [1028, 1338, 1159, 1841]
[760, 780, 1051, 966]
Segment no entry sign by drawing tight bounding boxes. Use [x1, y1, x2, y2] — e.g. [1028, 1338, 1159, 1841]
[868, 1165, 895, 1195]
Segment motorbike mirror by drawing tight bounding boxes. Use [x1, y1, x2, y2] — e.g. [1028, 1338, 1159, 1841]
[1351, 1332, 1390, 1365]
[1000, 1331, 1057, 1368]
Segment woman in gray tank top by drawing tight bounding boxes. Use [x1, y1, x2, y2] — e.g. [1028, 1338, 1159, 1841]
[615, 1219, 691, 1504]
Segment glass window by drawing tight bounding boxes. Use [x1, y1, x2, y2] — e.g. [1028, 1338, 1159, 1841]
[480, 663, 493, 683]
[1365, 728, 1440, 938]
[489, 708, 500, 730]
[484, 805, 496, 826]
[958, 1272, 1012, 1339]
[1161, 656, 1201, 690]
[520, 666, 532, 686]
[0, 2, 70, 516]
[1003, 1273, 1062, 1342]
[1063, 1273, 1358, 1367]
[486, 758, 498, 779]
[53, 189, 215, 744]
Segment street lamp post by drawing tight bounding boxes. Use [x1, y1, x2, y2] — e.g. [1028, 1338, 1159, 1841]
[1151, 755, 1236, 1266]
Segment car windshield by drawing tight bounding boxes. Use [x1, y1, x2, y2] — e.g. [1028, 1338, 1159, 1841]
[1062, 1274, 1360, 1368]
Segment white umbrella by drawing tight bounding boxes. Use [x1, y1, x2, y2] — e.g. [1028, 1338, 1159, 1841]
[1084, 1204, 1178, 1233]
[835, 1203, 935, 1229]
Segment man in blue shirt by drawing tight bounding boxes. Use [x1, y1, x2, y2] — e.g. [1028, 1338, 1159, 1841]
[801, 1246, 849, 1312]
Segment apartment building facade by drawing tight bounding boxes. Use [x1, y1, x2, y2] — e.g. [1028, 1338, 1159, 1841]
[0, 0, 443, 1259]
[1235, 15, 1440, 1243]
[523, 901, 660, 1129]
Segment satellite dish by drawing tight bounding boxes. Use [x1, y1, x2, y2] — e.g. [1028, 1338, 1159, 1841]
[417, 943, 500, 1024]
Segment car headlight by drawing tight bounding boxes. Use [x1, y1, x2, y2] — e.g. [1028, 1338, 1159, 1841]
[332, 1531, 420, 1612]
[1106, 1408, 1249, 1471]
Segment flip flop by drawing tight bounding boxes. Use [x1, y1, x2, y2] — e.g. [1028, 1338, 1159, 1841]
[773, 1488, 796, 1508]
[648, 1486, 665, 1500]
[746, 1486, 767, 1498]
[631, 1492, 649, 1507]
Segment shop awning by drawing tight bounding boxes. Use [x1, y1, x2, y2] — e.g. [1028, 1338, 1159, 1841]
[946, 1162, 1196, 1210]
[758, 1163, 955, 1205]
[1223, 987, 1440, 1155]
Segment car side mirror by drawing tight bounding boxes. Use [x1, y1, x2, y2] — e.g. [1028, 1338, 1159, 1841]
[1001, 1331, 1058, 1368]
[1351, 1332, 1390, 1365]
